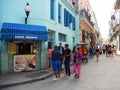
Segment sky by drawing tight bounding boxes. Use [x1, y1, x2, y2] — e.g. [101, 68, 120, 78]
[89, 0, 115, 40]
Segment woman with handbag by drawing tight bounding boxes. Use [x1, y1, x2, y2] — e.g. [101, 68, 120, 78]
[73, 47, 83, 79]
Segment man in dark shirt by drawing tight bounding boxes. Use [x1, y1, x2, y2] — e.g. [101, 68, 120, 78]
[52, 46, 61, 80]
[64, 44, 71, 76]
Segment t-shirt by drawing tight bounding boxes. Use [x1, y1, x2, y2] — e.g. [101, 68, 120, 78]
[64, 48, 71, 60]
[52, 50, 60, 61]
[48, 48, 53, 57]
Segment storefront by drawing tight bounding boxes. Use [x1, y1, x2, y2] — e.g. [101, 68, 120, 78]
[0, 22, 48, 74]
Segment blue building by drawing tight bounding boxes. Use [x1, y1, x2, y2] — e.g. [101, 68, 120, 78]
[0, 0, 79, 74]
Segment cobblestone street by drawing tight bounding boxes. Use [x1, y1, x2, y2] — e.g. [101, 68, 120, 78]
[2, 54, 120, 90]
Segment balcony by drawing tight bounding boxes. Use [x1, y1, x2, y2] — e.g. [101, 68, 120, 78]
[80, 9, 94, 27]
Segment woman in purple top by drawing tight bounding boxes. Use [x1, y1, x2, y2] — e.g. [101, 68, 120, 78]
[73, 47, 82, 78]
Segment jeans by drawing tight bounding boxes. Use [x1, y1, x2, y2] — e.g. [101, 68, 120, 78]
[64, 59, 70, 76]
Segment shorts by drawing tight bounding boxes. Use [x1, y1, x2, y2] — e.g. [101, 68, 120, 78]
[52, 60, 61, 72]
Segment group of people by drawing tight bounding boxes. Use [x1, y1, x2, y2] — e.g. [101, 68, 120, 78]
[48, 43, 83, 80]
[48, 43, 71, 80]
[89, 44, 117, 61]
[103, 44, 117, 57]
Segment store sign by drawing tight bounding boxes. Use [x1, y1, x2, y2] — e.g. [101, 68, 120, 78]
[15, 35, 38, 39]
[14, 54, 36, 72]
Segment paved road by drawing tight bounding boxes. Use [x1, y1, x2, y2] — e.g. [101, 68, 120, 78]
[2, 54, 120, 90]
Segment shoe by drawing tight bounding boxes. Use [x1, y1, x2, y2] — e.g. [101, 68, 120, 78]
[53, 78, 58, 80]
[77, 75, 79, 78]
[74, 74, 78, 78]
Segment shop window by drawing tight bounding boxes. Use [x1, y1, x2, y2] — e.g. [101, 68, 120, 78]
[17, 43, 31, 54]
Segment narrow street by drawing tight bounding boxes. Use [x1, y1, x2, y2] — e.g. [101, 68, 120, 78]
[2, 54, 120, 90]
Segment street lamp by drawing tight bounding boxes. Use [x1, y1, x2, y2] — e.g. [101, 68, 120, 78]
[24, 3, 31, 24]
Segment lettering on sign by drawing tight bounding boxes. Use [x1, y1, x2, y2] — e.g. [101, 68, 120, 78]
[15, 36, 24, 39]
[15, 36, 38, 39]
[25, 36, 38, 39]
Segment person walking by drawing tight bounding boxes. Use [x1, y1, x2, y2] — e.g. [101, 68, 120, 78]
[89, 45, 94, 58]
[95, 45, 100, 62]
[105, 45, 109, 57]
[82, 45, 88, 63]
[58, 42, 64, 68]
[52, 46, 61, 80]
[102, 45, 106, 54]
[64, 44, 71, 77]
[73, 47, 82, 79]
[48, 45, 53, 69]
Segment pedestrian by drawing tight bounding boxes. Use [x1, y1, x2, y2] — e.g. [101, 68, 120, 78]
[95, 45, 100, 61]
[58, 42, 64, 68]
[89, 45, 94, 58]
[64, 44, 71, 77]
[82, 45, 88, 63]
[102, 45, 106, 54]
[73, 47, 82, 79]
[99, 46, 102, 55]
[105, 45, 109, 57]
[113, 46, 117, 55]
[48, 45, 53, 69]
[52, 46, 61, 80]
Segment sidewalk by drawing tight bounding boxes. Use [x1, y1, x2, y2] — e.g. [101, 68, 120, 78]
[0, 69, 54, 89]
[0, 63, 73, 89]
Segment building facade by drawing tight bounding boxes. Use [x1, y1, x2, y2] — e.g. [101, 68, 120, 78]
[109, 0, 120, 55]
[0, 0, 79, 74]
[79, 0, 98, 46]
